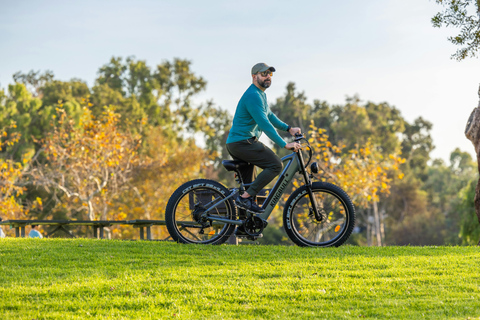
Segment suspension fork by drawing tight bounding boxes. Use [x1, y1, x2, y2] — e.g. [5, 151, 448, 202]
[296, 151, 322, 221]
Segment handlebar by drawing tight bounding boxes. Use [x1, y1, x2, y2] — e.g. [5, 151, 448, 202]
[289, 132, 314, 167]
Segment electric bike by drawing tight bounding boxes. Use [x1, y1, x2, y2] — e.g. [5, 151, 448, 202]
[165, 133, 355, 247]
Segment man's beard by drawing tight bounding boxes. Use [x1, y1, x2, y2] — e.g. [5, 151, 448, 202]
[257, 76, 271, 89]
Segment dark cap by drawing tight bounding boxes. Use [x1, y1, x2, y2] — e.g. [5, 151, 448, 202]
[251, 63, 276, 75]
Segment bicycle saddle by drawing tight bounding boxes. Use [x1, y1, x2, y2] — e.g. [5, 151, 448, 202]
[222, 160, 250, 171]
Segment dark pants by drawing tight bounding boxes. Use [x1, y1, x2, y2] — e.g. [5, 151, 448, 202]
[226, 137, 283, 197]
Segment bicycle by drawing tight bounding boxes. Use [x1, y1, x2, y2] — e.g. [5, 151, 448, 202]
[165, 133, 355, 247]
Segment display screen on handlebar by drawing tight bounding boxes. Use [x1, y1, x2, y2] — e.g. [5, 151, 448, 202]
[294, 133, 304, 142]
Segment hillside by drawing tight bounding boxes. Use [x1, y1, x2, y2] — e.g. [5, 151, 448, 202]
[0, 239, 479, 319]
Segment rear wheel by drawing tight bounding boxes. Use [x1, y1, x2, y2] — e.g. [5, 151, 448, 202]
[165, 179, 236, 244]
[283, 182, 355, 247]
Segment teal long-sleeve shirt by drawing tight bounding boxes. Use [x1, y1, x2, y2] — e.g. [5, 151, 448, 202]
[226, 84, 289, 148]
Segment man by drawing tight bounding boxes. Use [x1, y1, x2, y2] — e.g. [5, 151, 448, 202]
[226, 62, 301, 218]
[28, 225, 43, 238]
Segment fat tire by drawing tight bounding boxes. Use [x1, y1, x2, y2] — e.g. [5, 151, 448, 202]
[283, 182, 355, 247]
[165, 179, 236, 245]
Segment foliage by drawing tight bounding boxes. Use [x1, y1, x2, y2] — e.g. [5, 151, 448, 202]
[91, 57, 220, 135]
[0, 121, 43, 227]
[305, 122, 405, 246]
[31, 104, 141, 221]
[432, 0, 480, 60]
[107, 126, 212, 239]
[0, 122, 28, 220]
[458, 179, 480, 244]
[401, 117, 435, 181]
[2, 63, 476, 245]
[0, 83, 46, 159]
[269, 82, 474, 246]
[308, 121, 405, 208]
[91, 56, 232, 182]
[3, 58, 230, 235]
[1, 240, 480, 319]
[12, 69, 54, 97]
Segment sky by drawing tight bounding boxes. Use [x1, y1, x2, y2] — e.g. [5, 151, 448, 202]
[1, 0, 479, 162]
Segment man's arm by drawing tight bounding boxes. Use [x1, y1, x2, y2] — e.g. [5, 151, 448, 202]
[245, 95, 287, 148]
[267, 111, 289, 132]
[267, 109, 302, 136]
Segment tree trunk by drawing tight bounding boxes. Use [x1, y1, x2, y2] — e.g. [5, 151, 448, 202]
[87, 200, 95, 221]
[373, 200, 382, 246]
[380, 206, 386, 245]
[365, 208, 373, 247]
[464, 84, 480, 245]
[476, 156, 480, 246]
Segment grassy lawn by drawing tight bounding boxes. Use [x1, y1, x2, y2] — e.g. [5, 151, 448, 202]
[0, 239, 479, 319]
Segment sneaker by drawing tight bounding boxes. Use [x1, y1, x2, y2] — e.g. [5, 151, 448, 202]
[235, 195, 265, 213]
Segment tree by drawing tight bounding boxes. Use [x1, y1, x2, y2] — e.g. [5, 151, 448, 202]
[0, 121, 27, 220]
[433, 1, 480, 244]
[465, 87, 480, 244]
[105, 125, 212, 239]
[271, 82, 311, 130]
[92, 56, 232, 182]
[3, 58, 230, 238]
[307, 121, 405, 246]
[432, 0, 480, 60]
[92, 56, 209, 133]
[12, 70, 54, 97]
[0, 83, 45, 159]
[0, 121, 42, 230]
[400, 117, 435, 181]
[268, 83, 471, 245]
[30, 105, 140, 221]
[423, 151, 477, 244]
[457, 179, 480, 244]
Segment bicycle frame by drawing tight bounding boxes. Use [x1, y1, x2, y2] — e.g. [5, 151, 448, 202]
[204, 144, 320, 225]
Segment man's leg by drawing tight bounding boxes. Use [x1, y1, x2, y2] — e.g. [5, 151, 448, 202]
[227, 145, 253, 220]
[227, 138, 282, 212]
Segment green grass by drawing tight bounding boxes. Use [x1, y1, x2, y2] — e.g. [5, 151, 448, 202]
[1, 239, 480, 319]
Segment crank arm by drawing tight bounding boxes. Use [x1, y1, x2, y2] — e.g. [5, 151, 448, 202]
[180, 223, 207, 229]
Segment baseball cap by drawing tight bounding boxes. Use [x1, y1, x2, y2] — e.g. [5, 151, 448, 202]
[251, 63, 276, 75]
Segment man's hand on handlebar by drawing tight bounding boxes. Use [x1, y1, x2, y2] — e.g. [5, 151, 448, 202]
[288, 127, 302, 136]
[285, 142, 301, 152]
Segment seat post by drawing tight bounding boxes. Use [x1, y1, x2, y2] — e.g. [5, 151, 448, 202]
[235, 170, 246, 194]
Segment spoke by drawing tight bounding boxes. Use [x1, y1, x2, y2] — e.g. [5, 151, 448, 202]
[204, 196, 224, 210]
[292, 191, 348, 244]
[179, 225, 202, 241]
[311, 218, 345, 241]
[173, 186, 233, 243]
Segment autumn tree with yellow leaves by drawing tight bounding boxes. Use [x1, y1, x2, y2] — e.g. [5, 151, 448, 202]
[308, 121, 405, 246]
[30, 104, 140, 222]
[106, 126, 212, 239]
[0, 122, 27, 220]
[0, 121, 43, 226]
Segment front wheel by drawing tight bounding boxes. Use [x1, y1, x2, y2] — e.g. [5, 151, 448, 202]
[283, 182, 355, 247]
[165, 179, 236, 244]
